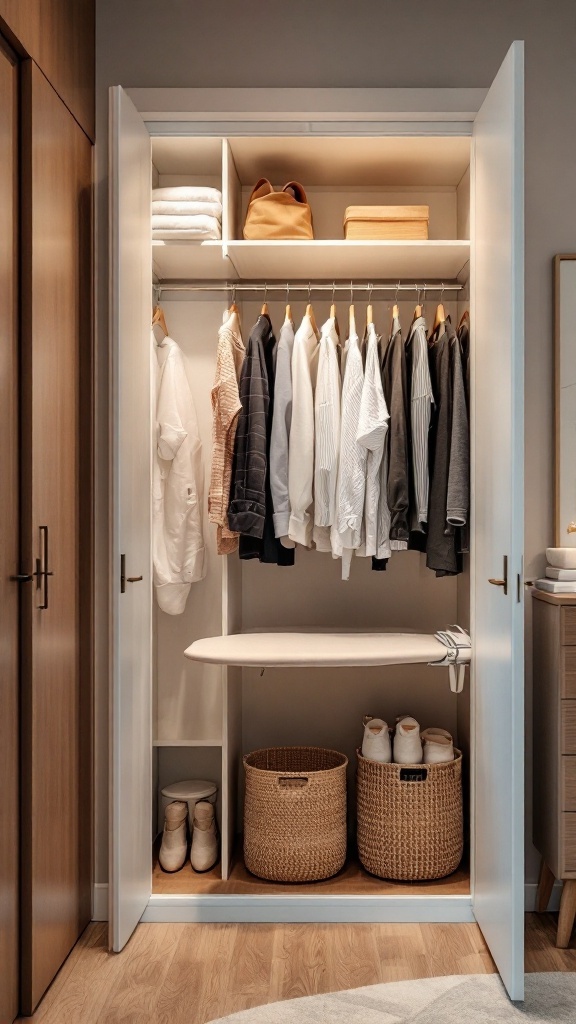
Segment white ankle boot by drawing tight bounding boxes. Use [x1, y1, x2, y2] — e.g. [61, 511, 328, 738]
[190, 801, 219, 872]
[159, 800, 188, 872]
[361, 717, 392, 763]
[393, 716, 423, 764]
[422, 728, 455, 764]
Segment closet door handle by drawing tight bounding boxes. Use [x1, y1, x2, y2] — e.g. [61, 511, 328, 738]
[120, 554, 143, 593]
[10, 573, 34, 583]
[36, 525, 54, 610]
[488, 555, 508, 596]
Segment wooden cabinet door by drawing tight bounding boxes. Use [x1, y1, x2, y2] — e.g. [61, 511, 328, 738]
[0, 37, 19, 1024]
[20, 60, 92, 1015]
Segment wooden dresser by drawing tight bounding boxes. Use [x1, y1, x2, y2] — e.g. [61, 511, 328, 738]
[533, 589, 576, 945]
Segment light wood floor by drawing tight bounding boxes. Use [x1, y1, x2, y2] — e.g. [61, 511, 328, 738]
[18, 914, 576, 1024]
[152, 840, 471, 896]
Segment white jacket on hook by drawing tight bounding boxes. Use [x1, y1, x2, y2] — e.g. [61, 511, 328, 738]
[153, 333, 206, 614]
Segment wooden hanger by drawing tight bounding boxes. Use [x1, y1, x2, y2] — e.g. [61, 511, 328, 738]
[432, 302, 446, 332]
[261, 284, 268, 316]
[413, 304, 422, 320]
[349, 303, 355, 333]
[458, 309, 470, 330]
[152, 304, 168, 336]
[306, 302, 319, 337]
[366, 284, 374, 326]
[285, 283, 292, 323]
[392, 303, 400, 320]
[329, 285, 340, 337]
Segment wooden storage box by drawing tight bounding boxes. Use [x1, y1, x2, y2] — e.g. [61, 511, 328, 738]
[343, 205, 429, 240]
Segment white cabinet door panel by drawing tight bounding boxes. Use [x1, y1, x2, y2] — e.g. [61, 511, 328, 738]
[471, 41, 524, 1000]
[109, 86, 152, 952]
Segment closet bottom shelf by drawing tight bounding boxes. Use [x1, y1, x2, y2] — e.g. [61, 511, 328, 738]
[152, 838, 470, 897]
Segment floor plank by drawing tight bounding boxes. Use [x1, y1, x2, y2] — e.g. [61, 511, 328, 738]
[18, 914, 576, 1024]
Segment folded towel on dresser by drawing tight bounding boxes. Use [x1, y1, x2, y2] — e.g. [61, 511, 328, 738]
[152, 185, 221, 203]
[151, 214, 220, 234]
[152, 199, 223, 218]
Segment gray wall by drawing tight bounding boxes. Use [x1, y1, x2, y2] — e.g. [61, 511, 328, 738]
[94, 0, 576, 888]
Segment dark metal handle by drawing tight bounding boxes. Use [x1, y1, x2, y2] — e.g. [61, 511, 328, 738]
[120, 554, 143, 593]
[37, 526, 53, 610]
[10, 573, 34, 583]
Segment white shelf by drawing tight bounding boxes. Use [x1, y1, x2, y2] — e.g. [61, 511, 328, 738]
[152, 239, 470, 284]
[152, 240, 237, 281]
[227, 240, 470, 282]
[184, 631, 470, 669]
[153, 739, 223, 747]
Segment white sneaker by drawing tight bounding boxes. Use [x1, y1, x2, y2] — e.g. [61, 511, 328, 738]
[361, 717, 392, 762]
[158, 800, 188, 872]
[393, 716, 423, 764]
[422, 728, 455, 764]
[191, 801, 219, 872]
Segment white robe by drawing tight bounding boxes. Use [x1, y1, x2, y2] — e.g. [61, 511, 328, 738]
[153, 334, 206, 614]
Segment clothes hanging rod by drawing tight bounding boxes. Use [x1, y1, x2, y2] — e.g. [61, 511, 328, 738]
[154, 281, 464, 295]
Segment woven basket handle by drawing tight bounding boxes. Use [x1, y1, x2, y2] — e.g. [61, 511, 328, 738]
[278, 776, 308, 788]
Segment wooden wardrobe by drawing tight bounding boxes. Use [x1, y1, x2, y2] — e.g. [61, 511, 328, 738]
[0, 3, 94, 1018]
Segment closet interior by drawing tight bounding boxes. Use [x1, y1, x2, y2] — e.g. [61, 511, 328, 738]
[150, 132, 472, 897]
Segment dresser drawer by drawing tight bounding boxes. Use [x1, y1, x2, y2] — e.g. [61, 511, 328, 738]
[561, 607, 576, 645]
[562, 758, 576, 811]
[563, 814, 576, 872]
[562, 703, 576, 753]
[562, 649, 576, 698]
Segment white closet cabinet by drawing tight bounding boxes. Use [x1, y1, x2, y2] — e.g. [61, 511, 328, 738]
[108, 42, 525, 999]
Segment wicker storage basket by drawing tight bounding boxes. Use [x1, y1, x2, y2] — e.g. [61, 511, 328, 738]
[357, 749, 463, 880]
[243, 746, 348, 882]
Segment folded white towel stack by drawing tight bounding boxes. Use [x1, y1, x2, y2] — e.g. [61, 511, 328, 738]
[152, 186, 222, 240]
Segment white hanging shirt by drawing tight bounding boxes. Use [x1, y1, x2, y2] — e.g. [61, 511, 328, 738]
[313, 318, 341, 551]
[288, 314, 319, 547]
[331, 326, 366, 579]
[153, 334, 206, 614]
[357, 323, 390, 558]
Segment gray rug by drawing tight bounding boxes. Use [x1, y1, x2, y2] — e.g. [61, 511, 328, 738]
[208, 973, 576, 1023]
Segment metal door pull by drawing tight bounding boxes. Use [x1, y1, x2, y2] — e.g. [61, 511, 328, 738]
[126, 575, 143, 583]
[488, 555, 508, 595]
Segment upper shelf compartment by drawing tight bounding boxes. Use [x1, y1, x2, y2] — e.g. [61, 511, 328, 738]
[150, 134, 471, 282]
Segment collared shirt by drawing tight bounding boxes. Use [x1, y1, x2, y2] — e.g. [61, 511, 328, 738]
[270, 317, 295, 546]
[209, 309, 245, 554]
[228, 315, 270, 539]
[288, 314, 319, 547]
[313, 318, 341, 551]
[153, 334, 206, 615]
[381, 316, 410, 550]
[405, 314, 434, 530]
[331, 329, 366, 579]
[357, 323, 390, 559]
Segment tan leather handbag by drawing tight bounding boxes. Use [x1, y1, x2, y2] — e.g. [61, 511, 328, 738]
[243, 178, 314, 240]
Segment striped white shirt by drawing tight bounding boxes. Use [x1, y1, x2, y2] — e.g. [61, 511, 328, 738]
[357, 323, 390, 558]
[406, 315, 434, 528]
[313, 319, 341, 551]
[288, 314, 319, 547]
[331, 329, 366, 579]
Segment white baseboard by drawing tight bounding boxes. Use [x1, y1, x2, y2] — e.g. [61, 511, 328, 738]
[92, 883, 109, 922]
[524, 880, 562, 912]
[94, 881, 562, 925]
[142, 893, 475, 924]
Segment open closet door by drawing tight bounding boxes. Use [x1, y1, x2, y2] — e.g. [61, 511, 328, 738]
[471, 41, 524, 1000]
[109, 86, 153, 951]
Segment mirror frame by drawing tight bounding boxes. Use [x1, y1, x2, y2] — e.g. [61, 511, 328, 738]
[554, 254, 576, 546]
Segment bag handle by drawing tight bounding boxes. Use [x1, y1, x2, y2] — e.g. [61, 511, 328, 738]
[282, 181, 308, 205]
[247, 178, 274, 205]
[278, 776, 308, 788]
